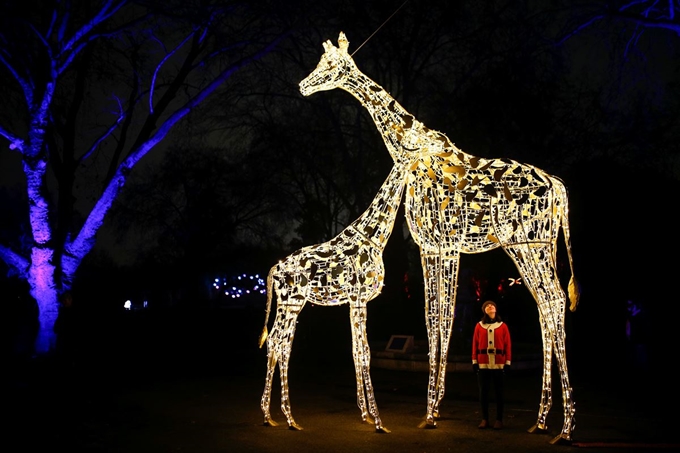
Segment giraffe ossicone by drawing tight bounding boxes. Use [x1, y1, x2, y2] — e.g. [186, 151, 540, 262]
[298, 31, 580, 445]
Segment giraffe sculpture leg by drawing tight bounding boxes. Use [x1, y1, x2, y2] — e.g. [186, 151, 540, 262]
[261, 305, 304, 430]
[433, 258, 458, 418]
[350, 304, 389, 433]
[349, 304, 370, 424]
[504, 243, 575, 444]
[527, 300, 554, 433]
[261, 348, 279, 427]
[549, 306, 574, 445]
[261, 288, 389, 433]
[278, 333, 303, 431]
[419, 253, 460, 428]
[351, 334, 369, 425]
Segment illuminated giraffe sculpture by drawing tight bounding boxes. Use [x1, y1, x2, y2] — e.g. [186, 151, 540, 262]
[299, 32, 580, 444]
[259, 155, 415, 433]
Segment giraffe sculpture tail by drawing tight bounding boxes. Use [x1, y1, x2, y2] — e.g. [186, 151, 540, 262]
[568, 276, 580, 312]
[259, 265, 276, 348]
[557, 179, 581, 312]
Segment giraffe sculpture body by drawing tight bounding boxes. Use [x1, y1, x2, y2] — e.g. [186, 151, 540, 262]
[299, 32, 580, 444]
[259, 155, 415, 433]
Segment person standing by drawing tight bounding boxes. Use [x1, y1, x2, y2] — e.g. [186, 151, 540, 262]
[472, 300, 512, 430]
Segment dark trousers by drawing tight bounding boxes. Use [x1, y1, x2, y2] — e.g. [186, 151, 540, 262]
[477, 368, 505, 421]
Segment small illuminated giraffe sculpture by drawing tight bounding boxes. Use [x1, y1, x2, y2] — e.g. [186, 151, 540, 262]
[299, 32, 580, 444]
[259, 155, 415, 433]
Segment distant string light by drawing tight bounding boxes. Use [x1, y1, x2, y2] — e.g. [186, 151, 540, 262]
[213, 273, 266, 298]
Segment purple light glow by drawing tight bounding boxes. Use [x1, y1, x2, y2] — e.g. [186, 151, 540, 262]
[29, 248, 57, 354]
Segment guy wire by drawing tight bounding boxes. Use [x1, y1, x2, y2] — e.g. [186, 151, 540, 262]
[351, 0, 410, 56]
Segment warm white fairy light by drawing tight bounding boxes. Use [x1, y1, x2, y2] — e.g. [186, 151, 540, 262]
[298, 32, 580, 444]
[258, 156, 416, 433]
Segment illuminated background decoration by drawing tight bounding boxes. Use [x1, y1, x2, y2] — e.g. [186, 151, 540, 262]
[213, 274, 266, 299]
[259, 155, 415, 433]
[299, 32, 581, 444]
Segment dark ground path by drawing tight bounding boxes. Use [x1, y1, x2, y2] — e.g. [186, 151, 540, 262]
[6, 306, 674, 453]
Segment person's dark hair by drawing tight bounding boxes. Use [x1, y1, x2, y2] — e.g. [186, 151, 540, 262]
[480, 300, 502, 323]
[481, 300, 496, 312]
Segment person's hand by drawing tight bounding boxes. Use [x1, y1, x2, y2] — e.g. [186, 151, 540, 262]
[472, 363, 479, 373]
[503, 364, 511, 374]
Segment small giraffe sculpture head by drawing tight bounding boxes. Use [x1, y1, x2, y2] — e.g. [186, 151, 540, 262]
[300, 32, 356, 96]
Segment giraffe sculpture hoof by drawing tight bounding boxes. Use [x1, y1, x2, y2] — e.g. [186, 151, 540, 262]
[549, 434, 572, 445]
[417, 419, 437, 429]
[375, 426, 391, 433]
[527, 423, 548, 434]
[263, 418, 279, 427]
[288, 422, 303, 431]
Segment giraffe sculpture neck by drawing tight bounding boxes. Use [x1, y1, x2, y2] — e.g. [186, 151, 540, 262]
[347, 157, 410, 250]
[339, 71, 465, 164]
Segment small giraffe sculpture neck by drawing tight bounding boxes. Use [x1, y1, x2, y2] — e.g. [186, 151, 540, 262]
[347, 159, 408, 250]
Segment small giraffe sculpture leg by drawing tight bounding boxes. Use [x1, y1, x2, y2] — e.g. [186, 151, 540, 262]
[259, 157, 414, 433]
[300, 32, 581, 443]
[260, 300, 303, 430]
[349, 302, 381, 426]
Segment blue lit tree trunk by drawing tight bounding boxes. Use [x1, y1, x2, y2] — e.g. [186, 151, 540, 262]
[0, 1, 281, 356]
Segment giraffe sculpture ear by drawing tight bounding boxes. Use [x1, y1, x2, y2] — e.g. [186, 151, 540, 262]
[338, 31, 349, 53]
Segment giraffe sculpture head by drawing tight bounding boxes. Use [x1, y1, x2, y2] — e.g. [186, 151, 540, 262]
[300, 32, 356, 96]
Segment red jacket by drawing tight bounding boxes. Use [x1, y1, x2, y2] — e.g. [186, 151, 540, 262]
[472, 320, 511, 370]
